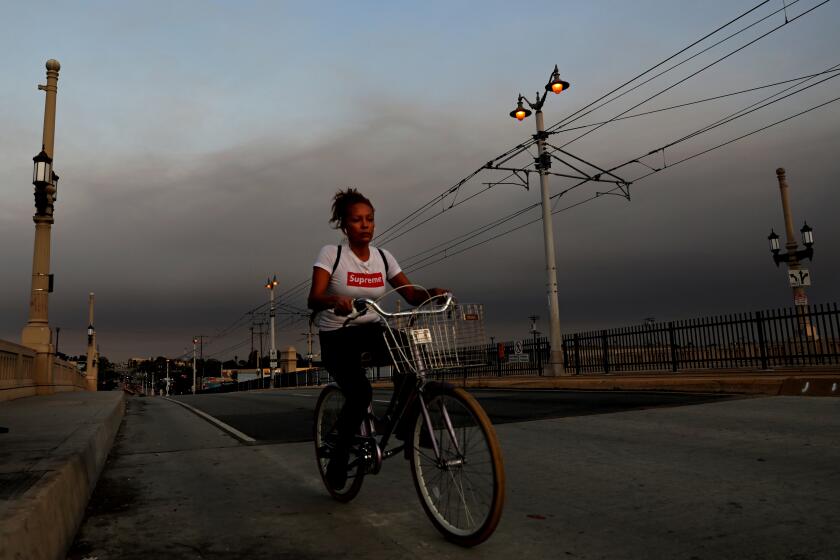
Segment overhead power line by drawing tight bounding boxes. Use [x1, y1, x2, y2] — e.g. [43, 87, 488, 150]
[553, 0, 829, 150]
[405, 92, 840, 274]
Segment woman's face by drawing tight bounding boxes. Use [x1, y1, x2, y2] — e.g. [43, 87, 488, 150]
[344, 202, 375, 245]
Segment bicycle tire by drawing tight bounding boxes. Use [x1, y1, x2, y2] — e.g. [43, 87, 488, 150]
[409, 385, 505, 547]
[313, 384, 365, 502]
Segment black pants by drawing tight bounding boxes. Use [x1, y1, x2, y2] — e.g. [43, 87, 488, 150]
[320, 323, 395, 455]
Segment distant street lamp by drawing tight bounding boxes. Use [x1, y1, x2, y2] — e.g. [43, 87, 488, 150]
[265, 276, 278, 388]
[192, 337, 198, 394]
[508, 64, 571, 376]
[528, 315, 542, 374]
[86, 292, 98, 391]
[767, 168, 815, 308]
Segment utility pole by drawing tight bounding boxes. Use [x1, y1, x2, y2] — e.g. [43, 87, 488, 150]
[22, 59, 61, 394]
[249, 323, 255, 366]
[266, 276, 278, 388]
[86, 292, 98, 391]
[255, 322, 266, 380]
[303, 321, 314, 368]
[534, 107, 564, 376]
[195, 334, 207, 389]
[192, 337, 198, 394]
[165, 359, 170, 396]
[507, 66, 575, 376]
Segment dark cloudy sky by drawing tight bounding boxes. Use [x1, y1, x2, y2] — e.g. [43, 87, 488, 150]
[1, 1, 839, 361]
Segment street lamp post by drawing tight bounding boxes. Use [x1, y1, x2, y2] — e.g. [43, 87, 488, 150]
[192, 337, 198, 394]
[266, 276, 278, 388]
[86, 292, 98, 391]
[509, 65, 570, 376]
[22, 59, 61, 393]
[529, 315, 542, 374]
[767, 167, 815, 336]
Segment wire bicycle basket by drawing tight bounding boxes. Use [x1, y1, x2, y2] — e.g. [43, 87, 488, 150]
[382, 300, 487, 377]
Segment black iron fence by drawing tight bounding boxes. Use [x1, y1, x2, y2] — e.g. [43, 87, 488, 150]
[428, 337, 550, 380]
[201, 337, 551, 393]
[200, 302, 839, 394]
[562, 302, 840, 374]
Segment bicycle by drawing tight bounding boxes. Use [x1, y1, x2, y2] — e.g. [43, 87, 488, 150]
[313, 293, 505, 547]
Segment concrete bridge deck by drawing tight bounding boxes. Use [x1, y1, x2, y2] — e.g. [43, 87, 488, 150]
[1, 370, 838, 559]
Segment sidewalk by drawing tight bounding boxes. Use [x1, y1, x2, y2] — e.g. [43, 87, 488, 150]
[0, 391, 124, 560]
[371, 368, 840, 396]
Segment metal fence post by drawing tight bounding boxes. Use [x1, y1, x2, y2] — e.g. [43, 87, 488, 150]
[668, 321, 678, 372]
[601, 330, 610, 374]
[756, 311, 769, 370]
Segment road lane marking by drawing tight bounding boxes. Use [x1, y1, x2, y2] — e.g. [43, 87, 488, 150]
[164, 397, 256, 445]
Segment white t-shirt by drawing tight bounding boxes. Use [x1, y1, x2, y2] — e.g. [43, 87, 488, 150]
[313, 244, 402, 331]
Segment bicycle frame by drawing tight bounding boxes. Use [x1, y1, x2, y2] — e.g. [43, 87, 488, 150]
[332, 294, 468, 474]
[350, 377, 464, 475]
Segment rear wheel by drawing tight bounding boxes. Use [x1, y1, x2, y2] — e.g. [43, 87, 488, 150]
[313, 385, 365, 502]
[409, 386, 505, 547]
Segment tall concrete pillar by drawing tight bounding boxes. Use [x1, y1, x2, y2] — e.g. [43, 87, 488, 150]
[21, 59, 60, 394]
[86, 293, 98, 391]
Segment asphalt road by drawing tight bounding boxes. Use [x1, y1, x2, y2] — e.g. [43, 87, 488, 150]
[170, 387, 737, 442]
[69, 391, 840, 559]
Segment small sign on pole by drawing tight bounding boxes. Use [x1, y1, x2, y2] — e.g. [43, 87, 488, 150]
[788, 269, 811, 287]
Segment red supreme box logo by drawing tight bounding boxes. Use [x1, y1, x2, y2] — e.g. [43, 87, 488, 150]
[347, 272, 384, 288]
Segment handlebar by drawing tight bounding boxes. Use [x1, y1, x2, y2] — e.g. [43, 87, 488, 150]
[340, 293, 455, 324]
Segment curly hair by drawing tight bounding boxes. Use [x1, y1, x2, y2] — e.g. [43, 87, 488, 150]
[330, 188, 374, 231]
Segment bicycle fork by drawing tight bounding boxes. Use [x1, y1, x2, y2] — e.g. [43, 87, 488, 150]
[411, 342, 465, 467]
[417, 390, 465, 467]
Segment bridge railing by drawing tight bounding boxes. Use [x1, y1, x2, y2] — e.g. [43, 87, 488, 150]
[562, 302, 840, 374]
[1, 338, 87, 401]
[0, 339, 36, 400]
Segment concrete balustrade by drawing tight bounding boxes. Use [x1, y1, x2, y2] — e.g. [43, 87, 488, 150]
[53, 358, 87, 392]
[1, 338, 86, 401]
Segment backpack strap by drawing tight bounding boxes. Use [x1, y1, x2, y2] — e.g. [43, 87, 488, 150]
[378, 247, 389, 277]
[331, 245, 342, 275]
[311, 245, 343, 328]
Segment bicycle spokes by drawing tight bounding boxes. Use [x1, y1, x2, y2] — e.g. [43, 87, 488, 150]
[411, 392, 499, 540]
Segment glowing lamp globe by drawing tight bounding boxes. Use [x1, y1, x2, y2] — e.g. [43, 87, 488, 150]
[509, 99, 532, 121]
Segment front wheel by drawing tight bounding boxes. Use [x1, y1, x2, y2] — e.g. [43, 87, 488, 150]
[409, 386, 505, 547]
[313, 384, 365, 502]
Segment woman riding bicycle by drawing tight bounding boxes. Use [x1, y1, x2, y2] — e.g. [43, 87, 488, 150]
[307, 188, 447, 489]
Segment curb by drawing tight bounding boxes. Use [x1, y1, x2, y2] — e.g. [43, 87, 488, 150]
[0, 392, 125, 560]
